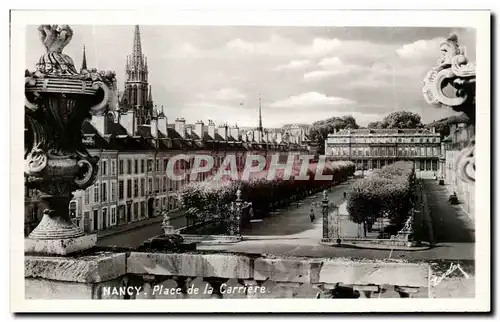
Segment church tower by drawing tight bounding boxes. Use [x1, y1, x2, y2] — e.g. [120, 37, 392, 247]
[123, 25, 154, 125]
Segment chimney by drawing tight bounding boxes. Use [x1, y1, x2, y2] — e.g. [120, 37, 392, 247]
[157, 114, 167, 135]
[208, 120, 216, 139]
[195, 120, 204, 139]
[150, 118, 158, 138]
[175, 118, 186, 138]
[90, 114, 107, 136]
[218, 124, 228, 141]
[230, 125, 240, 141]
[276, 132, 282, 144]
[119, 110, 135, 136]
[431, 127, 436, 133]
[186, 125, 193, 137]
[254, 129, 261, 143]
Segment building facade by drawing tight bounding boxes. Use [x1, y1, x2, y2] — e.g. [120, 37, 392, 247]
[442, 123, 475, 218]
[25, 25, 310, 235]
[324, 128, 442, 177]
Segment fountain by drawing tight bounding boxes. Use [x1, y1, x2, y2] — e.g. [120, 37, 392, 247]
[24, 25, 116, 255]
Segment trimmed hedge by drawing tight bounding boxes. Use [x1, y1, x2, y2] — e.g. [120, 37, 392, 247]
[346, 161, 416, 235]
[180, 160, 355, 221]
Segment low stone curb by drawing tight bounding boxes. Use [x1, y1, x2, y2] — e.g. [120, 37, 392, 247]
[320, 241, 432, 251]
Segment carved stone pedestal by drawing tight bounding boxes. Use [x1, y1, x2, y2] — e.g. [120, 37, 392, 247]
[25, 235, 97, 256]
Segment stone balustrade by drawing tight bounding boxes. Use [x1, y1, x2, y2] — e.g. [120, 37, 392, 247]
[25, 251, 433, 299]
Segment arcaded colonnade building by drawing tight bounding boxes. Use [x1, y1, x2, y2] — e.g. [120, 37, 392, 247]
[324, 128, 442, 177]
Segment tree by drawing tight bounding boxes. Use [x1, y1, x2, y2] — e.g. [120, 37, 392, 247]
[367, 121, 384, 129]
[309, 115, 360, 154]
[381, 111, 423, 129]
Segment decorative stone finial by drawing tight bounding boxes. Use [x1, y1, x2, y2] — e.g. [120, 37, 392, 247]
[24, 25, 117, 255]
[422, 33, 475, 184]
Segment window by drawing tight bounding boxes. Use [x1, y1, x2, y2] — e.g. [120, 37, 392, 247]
[111, 181, 116, 201]
[156, 199, 160, 209]
[163, 159, 168, 172]
[155, 178, 160, 193]
[127, 160, 132, 175]
[433, 147, 439, 157]
[397, 147, 403, 156]
[162, 197, 167, 208]
[93, 184, 99, 203]
[163, 177, 167, 192]
[93, 209, 99, 231]
[141, 201, 146, 218]
[156, 159, 160, 172]
[147, 159, 153, 172]
[133, 202, 139, 221]
[119, 180, 124, 200]
[101, 182, 107, 202]
[148, 178, 153, 193]
[84, 189, 90, 205]
[140, 178, 145, 196]
[134, 178, 139, 197]
[69, 201, 77, 219]
[102, 160, 107, 176]
[111, 160, 116, 175]
[427, 147, 432, 157]
[141, 160, 145, 173]
[134, 160, 138, 174]
[127, 179, 132, 199]
[404, 147, 409, 157]
[110, 206, 117, 225]
[421, 147, 426, 157]
[102, 207, 108, 228]
[420, 160, 425, 171]
[432, 160, 438, 171]
[119, 160, 124, 175]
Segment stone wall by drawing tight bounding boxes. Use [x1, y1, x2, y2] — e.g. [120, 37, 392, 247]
[25, 251, 437, 299]
[445, 150, 475, 219]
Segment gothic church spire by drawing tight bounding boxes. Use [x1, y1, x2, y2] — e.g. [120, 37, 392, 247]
[80, 45, 87, 72]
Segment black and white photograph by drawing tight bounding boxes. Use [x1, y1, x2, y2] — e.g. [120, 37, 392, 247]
[9, 8, 490, 313]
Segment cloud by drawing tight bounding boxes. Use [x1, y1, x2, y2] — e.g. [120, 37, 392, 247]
[269, 92, 356, 108]
[164, 42, 201, 58]
[225, 35, 295, 56]
[396, 38, 443, 60]
[273, 59, 310, 71]
[304, 57, 365, 81]
[298, 38, 342, 57]
[197, 88, 246, 101]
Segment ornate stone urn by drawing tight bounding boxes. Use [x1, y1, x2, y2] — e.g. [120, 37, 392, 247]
[422, 34, 476, 183]
[24, 25, 116, 255]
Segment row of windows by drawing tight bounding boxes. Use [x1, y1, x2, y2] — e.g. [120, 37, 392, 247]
[354, 159, 439, 171]
[327, 146, 441, 157]
[328, 137, 440, 144]
[83, 170, 212, 205]
[83, 196, 181, 231]
[98, 155, 257, 177]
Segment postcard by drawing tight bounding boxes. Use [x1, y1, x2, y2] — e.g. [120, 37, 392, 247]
[10, 7, 490, 313]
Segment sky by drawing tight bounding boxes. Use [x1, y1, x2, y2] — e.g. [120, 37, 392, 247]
[25, 25, 476, 128]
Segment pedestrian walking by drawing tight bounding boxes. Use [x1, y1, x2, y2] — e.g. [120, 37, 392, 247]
[343, 191, 347, 198]
[309, 207, 315, 222]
